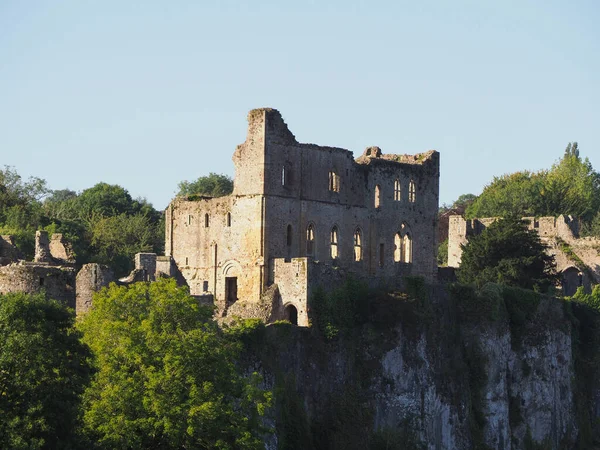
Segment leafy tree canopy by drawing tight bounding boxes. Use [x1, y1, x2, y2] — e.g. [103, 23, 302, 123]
[0, 292, 91, 449]
[178, 173, 234, 198]
[78, 279, 271, 449]
[457, 217, 557, 292]
[465, 143, 600, 223]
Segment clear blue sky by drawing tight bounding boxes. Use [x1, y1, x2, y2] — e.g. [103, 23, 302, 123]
[1, 0, 598, 210]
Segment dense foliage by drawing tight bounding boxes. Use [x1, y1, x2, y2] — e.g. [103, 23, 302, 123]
[465, 144, 600, 230]
[457, 217, 557, 291]
[177, 173, 234, 198]
[0, 292, 91, 449]
[0, 167, 163, 276]
[78, 278, 272, 449]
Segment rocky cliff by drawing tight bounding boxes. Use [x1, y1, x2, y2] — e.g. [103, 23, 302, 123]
[240, 281, 600, 450]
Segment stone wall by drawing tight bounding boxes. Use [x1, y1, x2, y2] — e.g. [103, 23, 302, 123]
[448, 215, 600, 291]
[0, 263, 76, 307]
[75, 263, 114, 315]
[165, 108, 440, 323]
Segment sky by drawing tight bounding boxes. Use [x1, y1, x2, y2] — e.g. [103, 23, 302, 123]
[1, 0, 598, 210]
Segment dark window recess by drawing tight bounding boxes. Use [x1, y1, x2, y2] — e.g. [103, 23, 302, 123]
[225, 277, 238, 305]
[286, 304, 298, 325]
[39, 277, 44, 286]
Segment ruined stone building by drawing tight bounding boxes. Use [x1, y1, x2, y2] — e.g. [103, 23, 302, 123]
[0, 231, 77, 306]
[164, 108, 440, 325]
[448, 215, 600, 295]
[0, 231, 162, 315]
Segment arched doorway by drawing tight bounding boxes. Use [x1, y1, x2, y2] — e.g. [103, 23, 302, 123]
[285, 304, 298, 325]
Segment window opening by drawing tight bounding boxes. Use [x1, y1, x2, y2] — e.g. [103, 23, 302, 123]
[282, 166, 286, 186]
[227, 212, 231, 227]
[394, 233, 402, 262]
[408, 180, 416, 203]
[394, 179, 401, 201]
[306, 224, 315, 256]
[353, 228, 362, 262]
[205, 213, 210, 227]
[375, 185, 381, 208]
[330, 226, 339, 260]
[402, 233, 412, 263]
[379, 243, 385, 267]
[203, 280, 209, 292]
[328, 171, 340, 192]
[188, 214, 193, 225]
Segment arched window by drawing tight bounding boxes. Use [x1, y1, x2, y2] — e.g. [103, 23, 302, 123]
[394, 179, 401, 201]
[353, 228, 362, 262]
[408, 180, 416, 203]
[394, 232, 402, 262]
[328, 171, 340, 192]
[226, 212, 231, 227]
[375, 185, 381, 208]
[402, 233, 412, 263]
[330, 226, 339, 259]
[306, 224, 315, 256]
[205, 213, 210, 227]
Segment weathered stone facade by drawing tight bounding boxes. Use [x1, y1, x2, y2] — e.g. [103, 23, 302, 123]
[0, 231, 76, 307]
[448, 215, 600, 294]
[165, 108, 440, 325]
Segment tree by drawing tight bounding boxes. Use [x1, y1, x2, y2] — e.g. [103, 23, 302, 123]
[542, 149, 600, 222]
[452, 193, 477, 210]
[89, 213, 162, 277]
[0, 292, 91, 449]
[178, 173, 234, 198]
[465, 171, 546, 219]
[78, 279, 271, 449]
[76, 183, 137, 219]
[457, 217, 557, 291]
[465, 145, 600, 224]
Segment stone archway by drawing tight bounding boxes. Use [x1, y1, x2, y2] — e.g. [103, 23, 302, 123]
[284, 304, 298, 325]
[561, 266, 581, 296]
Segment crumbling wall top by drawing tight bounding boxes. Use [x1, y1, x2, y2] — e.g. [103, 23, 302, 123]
[356, 149, 439, 166]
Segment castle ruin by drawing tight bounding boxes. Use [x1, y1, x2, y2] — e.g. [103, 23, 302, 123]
[163, 108, 440, 325]
[448, 215, 600, 295]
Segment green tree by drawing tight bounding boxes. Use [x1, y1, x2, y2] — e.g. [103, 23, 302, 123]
[79, 279, 271, 449]
[542, 149, 600, 222]
[89, 213, 162, 276]
[178, 173, 234, 198]
[457, 217, 557, 291]
[465, 145, 600, 224]
[465, 171, 545, 219]
[0, 292, 91, 449]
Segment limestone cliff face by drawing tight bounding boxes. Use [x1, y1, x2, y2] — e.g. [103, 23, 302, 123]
[249, 286, 590, 450]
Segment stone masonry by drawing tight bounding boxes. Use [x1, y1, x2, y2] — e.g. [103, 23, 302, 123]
[165, 108, 440, 326]
[448, 215, 600, 295]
